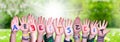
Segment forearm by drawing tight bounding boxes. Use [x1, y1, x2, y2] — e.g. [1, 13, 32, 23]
[10, 31, 16, 42]
[82, 39, 87, 42]
[55, 35, 62, 42]
[37, 33, 43, 42]
[73, 34, 80, 42]
[30, 33, 36, 42]
[82, 34, 88, 42]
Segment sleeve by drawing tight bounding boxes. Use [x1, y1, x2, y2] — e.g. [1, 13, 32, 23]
[64, 39, 72, 42]
[43, 34, 54, 42]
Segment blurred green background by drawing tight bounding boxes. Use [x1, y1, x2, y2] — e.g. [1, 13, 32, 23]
[0, 0, 120, 42]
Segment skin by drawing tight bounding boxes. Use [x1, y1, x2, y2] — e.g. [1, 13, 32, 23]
[46, 17, 54, 38]
[27, 14, 37, 42]
[37, 16, 46, 42]
[63, 19, 73, 41]
[19, 16, 30, 42]
[82, 19, 90, 42]
[73, 17, 82, 42]
[53, 17, 64, 42]
[89, 21, 98, 39]
[97, 20, 110, 42]
[10, 15, 110, 42]
[10, 16, 20, 42]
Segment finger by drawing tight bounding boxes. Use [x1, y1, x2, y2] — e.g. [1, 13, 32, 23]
[46, 18, 49, 25]
[63, 19, 66, 28]
[90, 21, 94, 28]
[52, 19, 55, 27]
[66, 19, 69, 26]
[104, 21, 108, 28]
[102, 20, 105, 27]
[61, 18, 64, 25]
[87, 19, 90, 26]
[38, 16, 42, 23]
[19, 17, 22, 24]
[70, 20, 72, 26]
[42, 17, 45, 24]
[22, 16, 26, 23]
[99, 21, 101, 28]
[59, 17, 62, 25]
[56, 18, 58, 26]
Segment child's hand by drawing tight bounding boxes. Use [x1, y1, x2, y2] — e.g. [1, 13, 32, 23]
[89, 21, 98, 39]
[63, 19, 73, 40]
[11, 16, 20, 33]
[46, 17, 54, 38]
[73, 17, 82, 35]
[98, 20, 110, 37]
[27, 14, 37, 42]
[53, 17, 64, 36]
[82, 19, 90, 37]
[27, 14, 36, 33]
[53, 17, 64, 42]
[36, 16, 45, 35]
[19, 16, 29, 34]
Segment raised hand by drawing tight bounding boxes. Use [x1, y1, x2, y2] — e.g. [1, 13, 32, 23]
[63, 19, 73, 40]
[27, 14, 36, 33]
[53, 17, 64, 36]
[10, 16, 20, 42]
[37, 16, 46, 42]
[73, 17, 82, 35]
[53, 17, 64, 42]
[82, 19, 90, 37]
[19, 16, 29, 34]
[98, 20, 110, 37]
[27, 14, 37, 42]
[46, 17, 54, 38]
[11, 16, 20, 32]
[89, 21, 98, 39]
[73, 17, 82, 42]
[97, 20, 110, 42]
[19, 16, 30, 42]
[36, 16, 45, 34]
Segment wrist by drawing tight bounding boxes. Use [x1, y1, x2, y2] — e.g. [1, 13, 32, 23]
[74, 33, 80, 36]
[56, 35, 62, 39]
[82, 34, 88, 37]
[65, 36, 71, 41]
[11, 31, 17, 35]
[82, 34, 88, 39]
[73, 34, 80, 40]
[89, 34, 95, 39]
[97, 36, 104, 42]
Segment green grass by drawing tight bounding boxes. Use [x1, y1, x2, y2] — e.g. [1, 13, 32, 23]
[0, 28, 120, 42]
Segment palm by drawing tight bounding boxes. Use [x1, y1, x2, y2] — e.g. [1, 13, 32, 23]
[53, 18, 64, 35]
[11, 16, 19, 32]
[37, 16, 45, 34]
[73, 17, 82, 34]
[19, 16, 29, 32]
[98, 20, 110, 36]
[90, 21, 98, 35]
[46, 17, 54, 34]
[64, 19, 73, 36]
[28, 14, 36, 33]
[82, 19, 90, 36]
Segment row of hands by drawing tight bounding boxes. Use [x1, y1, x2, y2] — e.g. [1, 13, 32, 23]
[11, 14, 110, 42]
